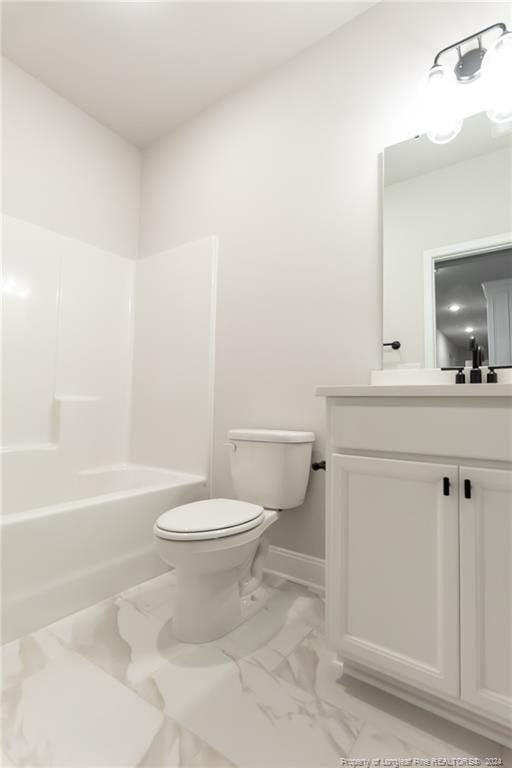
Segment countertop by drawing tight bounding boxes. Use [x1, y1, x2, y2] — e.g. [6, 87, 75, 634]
[315, 384, 512, 397]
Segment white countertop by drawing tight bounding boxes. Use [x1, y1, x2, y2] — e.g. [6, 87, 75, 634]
[316, 383, 512, 397]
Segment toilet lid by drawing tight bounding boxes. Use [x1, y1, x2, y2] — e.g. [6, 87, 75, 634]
[154, 498, 264, 541]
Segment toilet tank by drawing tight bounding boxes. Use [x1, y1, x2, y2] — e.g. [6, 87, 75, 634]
[227, 429, 315, 510]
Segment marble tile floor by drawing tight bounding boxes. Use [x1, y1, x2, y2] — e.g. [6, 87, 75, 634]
[1, 572, 509, 767]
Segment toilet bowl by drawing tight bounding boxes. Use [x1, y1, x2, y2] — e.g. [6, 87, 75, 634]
[154, 428, 315, 643]
[155, 500, 278, 642]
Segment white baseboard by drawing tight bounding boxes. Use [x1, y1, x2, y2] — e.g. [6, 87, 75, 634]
[264, 545, 325, 591]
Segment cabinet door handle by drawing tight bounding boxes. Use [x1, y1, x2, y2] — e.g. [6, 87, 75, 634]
[443, 477, 450, 496]
[464, 479, 472, 499]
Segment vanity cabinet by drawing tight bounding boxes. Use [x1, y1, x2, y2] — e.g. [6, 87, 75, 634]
[319, 387, 512, 746]
[330, 454, 460, 696]
[459, 467, 512, 722]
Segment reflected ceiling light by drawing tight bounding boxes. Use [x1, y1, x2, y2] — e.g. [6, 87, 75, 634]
[448, 303, 461, 312]
[424, 22, 512, 143]
[465, 326, 474, 333]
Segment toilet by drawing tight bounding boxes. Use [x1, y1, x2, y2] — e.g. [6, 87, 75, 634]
[154, 428, 315, 643]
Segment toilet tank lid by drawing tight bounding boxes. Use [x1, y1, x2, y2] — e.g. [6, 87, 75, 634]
[228, 428, 315, 444]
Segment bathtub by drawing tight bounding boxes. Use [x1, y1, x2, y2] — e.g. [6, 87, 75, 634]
[1, 464, 208, 643]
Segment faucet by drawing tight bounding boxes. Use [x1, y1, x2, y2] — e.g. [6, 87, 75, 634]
[469, 336, 483, 383]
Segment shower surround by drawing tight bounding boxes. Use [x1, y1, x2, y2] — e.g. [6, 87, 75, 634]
[1, 214, 217, 642]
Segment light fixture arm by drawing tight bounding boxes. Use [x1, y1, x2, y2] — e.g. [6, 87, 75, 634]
[432, 21, 507, 67]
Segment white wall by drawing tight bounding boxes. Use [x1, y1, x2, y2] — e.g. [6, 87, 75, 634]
[130, 238, 216, 479]
[2, 59, 140, 258]
[139, 1, 504, 558]
[2, 60, 140, 498]
[2, 59, 217, 513]
[436, 329, 463, 370]
[3, 2, 507, 553]
[383, 147, 512, 368]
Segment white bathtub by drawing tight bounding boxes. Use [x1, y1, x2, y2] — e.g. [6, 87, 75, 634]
[1, 464, 207, 643]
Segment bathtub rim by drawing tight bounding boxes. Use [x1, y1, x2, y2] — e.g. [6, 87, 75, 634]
[2, 466, 207, 524]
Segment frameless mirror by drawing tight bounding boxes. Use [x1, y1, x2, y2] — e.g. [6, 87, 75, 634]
[382, 111, 512, 369]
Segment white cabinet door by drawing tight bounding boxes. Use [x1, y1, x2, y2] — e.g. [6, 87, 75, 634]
[327, 454, 459, 696]
[460, 466, 512, 721]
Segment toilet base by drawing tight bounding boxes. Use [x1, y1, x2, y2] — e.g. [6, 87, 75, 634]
[155, 510, 279, 643]
[240, 583, 272, 624]
[172, 570, 271, 643]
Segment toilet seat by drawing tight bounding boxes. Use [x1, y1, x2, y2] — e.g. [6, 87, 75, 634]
[154, 498, 265, 541]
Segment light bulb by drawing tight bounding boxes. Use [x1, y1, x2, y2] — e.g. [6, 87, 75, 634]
[465, 326, 474, 333]
[449, 304, 461, 312]
[423, 64, 462, 144]
[482, 31, 512, 124]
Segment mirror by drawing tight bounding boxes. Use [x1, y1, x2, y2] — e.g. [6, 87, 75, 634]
[382, 111, 512, 370]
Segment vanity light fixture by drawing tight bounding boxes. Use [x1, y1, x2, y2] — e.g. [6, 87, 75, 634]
[424, 22, 512, 144]
[448, 303, 461, 312]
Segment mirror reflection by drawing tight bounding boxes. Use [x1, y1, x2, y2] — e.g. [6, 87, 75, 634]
[435, 249, 512, 368]
[383, 111, 512, 370]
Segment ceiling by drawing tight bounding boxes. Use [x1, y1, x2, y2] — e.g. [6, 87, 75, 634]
[1, 1, 374, 147]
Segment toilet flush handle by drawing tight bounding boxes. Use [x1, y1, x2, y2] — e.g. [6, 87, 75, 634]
[224, 441, 237, 452]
